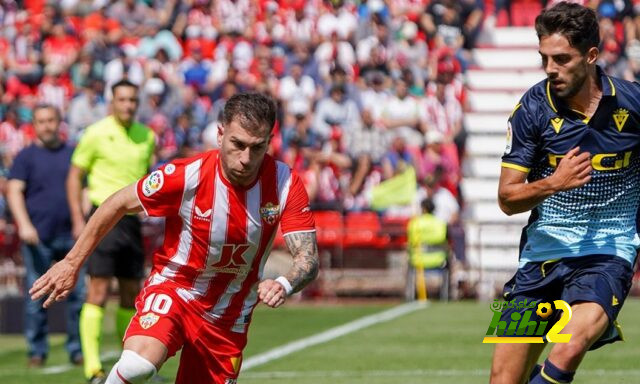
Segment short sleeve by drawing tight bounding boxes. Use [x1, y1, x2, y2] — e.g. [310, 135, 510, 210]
[280, 172, 315, 235]
[71, 126, 97, 171]
[8, 149, 29, 182]
[136, 162, 185, 217]
[501, 102, 538, 173]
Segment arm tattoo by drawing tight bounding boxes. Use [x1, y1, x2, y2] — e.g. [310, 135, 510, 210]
[283, 231, 319, 293]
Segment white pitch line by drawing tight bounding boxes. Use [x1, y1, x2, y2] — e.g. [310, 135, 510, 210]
[239, 369, 640, 379]
[39, 350, 121, 375]
[241, 301, 427, 372]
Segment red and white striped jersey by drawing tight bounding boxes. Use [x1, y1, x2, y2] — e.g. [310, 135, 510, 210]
[136, 150, 315, 333]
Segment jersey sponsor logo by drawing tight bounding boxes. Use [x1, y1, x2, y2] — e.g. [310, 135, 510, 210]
[142, 171, 164, 197]
[260, 202, 280, 225]
[548, 151, 632, 171]
[211, 244, 250, 275]
[164, 163, 176, 175]
[613, 108, 629, 132]
[139, 312, 160, 329]
[195, 206, 212, 221]
[504, 121, 513, 155]
[550, 117, 564, 134]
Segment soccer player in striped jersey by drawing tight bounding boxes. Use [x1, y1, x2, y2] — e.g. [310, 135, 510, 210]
[29, 92, 319, 384]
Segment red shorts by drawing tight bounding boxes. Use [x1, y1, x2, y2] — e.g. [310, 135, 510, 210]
[125, 280, 248, 384]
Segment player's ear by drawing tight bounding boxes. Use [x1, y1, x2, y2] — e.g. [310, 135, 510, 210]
[217, 124, 224, 147]
[586, 47, 599, 65]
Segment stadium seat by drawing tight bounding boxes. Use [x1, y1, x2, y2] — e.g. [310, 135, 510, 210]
[342, 211, 389, 248]
[380, 216, 409, 249]
[313, 210, 343, 249]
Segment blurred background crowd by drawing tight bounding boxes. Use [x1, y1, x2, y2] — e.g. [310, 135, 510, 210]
[1, 0, 640, 294]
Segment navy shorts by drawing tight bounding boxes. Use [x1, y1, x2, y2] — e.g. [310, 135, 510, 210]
[87, 206, 145, 279]
[500, 254, 634, 349]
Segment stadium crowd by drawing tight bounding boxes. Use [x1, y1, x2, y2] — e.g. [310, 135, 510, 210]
[1, 0, 638, 288]
[0, 0, 482, 244]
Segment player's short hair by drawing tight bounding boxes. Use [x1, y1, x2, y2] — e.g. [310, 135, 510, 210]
[222, 92, 277, 134]
[33, 103, 61, 122]
[111, 79, 139, 97]
[535, 2, 599, 55]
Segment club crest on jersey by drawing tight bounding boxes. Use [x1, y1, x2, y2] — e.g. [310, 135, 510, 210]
[139, 313, 159, 329]
[260, 202, 280, 225]
[164, 163, 176, 175]
[613, 108, 629, 132]
[142, 171, 164, 197]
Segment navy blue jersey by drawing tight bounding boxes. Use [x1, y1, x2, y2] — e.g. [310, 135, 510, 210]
[501, 67, 640, 266]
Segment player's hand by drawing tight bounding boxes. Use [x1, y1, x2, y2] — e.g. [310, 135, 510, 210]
[258, 279, 287, 308]
[29, 259, 79, 308]
[18, 224, 40, 245]
[71, 218, 86, 240]
[552, 147, 592, 191]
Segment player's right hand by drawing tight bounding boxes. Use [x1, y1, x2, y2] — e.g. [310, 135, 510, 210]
[552, 147, 592, 191]
[18, 224, 40, 245]
[29, 259, 78, 308]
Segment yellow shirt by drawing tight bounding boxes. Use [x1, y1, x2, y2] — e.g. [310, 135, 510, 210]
[407, 213, 448, 269]
[72, 116, 155, 205]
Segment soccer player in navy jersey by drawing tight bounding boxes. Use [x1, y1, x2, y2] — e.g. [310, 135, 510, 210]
[492, 2, 640, 383]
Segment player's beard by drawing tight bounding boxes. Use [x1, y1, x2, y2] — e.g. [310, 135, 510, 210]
[552, 67, 588, 100]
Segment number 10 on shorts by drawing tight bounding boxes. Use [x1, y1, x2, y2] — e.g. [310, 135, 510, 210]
[142, 293, 173, 315]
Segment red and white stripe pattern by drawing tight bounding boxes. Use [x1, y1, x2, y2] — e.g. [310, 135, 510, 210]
[137, 151, 314, 333]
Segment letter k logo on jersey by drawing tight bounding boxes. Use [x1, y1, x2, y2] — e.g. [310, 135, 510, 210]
[211, 244, 250, 275]
[195, 206, 212, 222]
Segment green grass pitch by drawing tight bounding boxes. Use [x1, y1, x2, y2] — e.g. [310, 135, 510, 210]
[1, 299, 640, 383]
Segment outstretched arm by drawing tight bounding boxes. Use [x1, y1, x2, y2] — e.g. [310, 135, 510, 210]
[258, 231, 319, 308]
[29, 183, 143, 307]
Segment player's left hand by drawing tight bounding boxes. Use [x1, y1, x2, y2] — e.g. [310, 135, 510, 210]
[258, 279, 287, 308]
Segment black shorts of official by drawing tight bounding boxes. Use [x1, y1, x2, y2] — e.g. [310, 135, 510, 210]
[499, 254, 634, 350]
[87, 206, 145, 279]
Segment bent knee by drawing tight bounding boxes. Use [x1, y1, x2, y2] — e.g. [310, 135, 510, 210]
[112, 350, 157, 383]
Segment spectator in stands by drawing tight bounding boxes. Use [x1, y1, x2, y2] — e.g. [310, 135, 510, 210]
[312, 83, 361, 142]
[390, 21, 429, 92]
[6, 104, 85, 368]
[67, 79, 155, 383]
[107, 0, 159, 39]
[67, 78, 107, 142]
[345, 109, 387, 196]
[0, 103, 29, 169]
[623, 39, 640, 81]
[381, 129, 416, 180]
[381, 78, 424, 149]
[278, 61, 318, 120]
[70, 48, 104, 91]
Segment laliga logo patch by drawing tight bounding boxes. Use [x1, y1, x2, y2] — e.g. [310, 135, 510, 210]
[139, 313, 159, 329]
[260, 202, 280, 225]
[142, 171, 164, 197]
